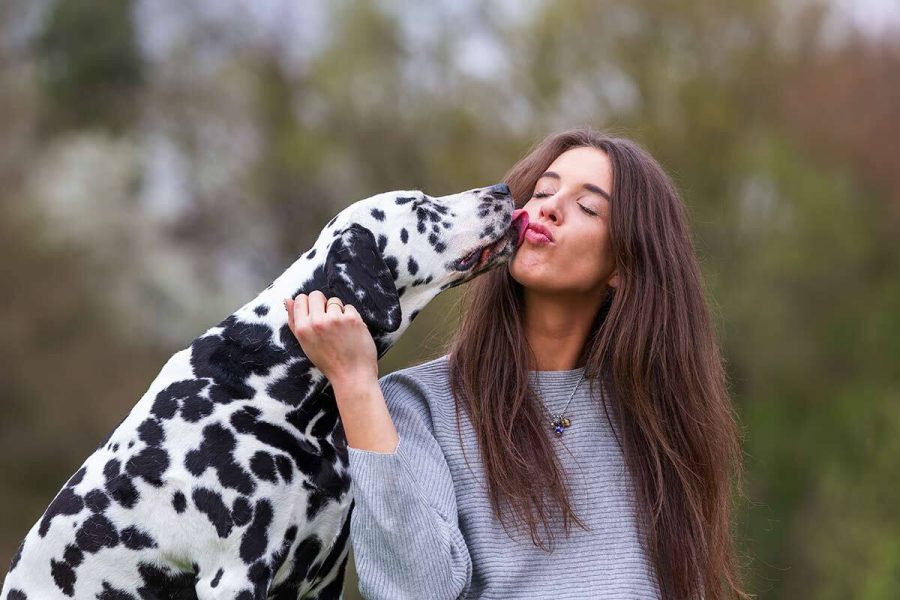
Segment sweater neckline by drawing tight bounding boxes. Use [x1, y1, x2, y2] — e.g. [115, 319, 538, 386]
[526, 365, 587, 386]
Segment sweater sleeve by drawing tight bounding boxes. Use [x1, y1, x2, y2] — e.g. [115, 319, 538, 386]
[346, 370, 473, 600]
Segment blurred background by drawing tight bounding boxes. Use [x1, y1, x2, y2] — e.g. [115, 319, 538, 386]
[1, 0, 898, 597]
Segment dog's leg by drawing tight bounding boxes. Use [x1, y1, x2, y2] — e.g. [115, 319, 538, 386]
[295, 503, 353, 600]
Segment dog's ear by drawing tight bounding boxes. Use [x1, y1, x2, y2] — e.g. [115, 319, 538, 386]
[325, 224, 402, 334]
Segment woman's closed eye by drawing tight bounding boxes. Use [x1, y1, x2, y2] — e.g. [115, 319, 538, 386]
[532, 191, 599, 216]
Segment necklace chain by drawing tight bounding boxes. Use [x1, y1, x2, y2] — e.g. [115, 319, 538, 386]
[536, 370, 585, 437]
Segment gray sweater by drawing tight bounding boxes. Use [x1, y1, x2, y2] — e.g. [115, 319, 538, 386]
[346, 354, 661, 599]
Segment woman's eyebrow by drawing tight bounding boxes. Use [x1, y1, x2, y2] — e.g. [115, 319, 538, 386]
[538, 171, 611, 201]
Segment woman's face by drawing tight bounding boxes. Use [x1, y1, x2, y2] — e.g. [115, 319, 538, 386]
[509, 146, 619, 294]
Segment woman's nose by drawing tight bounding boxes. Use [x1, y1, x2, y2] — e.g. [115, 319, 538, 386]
[540, 203, 560, 223]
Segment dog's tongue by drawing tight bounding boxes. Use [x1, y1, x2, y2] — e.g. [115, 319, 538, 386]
[511, 209, 530, 248]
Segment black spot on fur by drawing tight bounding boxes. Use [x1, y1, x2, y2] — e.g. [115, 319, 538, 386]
[275, 455, 293, 483]
[121, 526, 157, 550]
[136, 562, 197, 597]
[230, 410, 319, 477]
[250, 451, 278, 483]
[370, 208, 385, 221]
[84, 489, 110, 513]
[151, 379, 206, 419]
[240, 499, 273, 564]
[434, 242, 446, 253]
[400, 228, 408, 243]
[248, 560, 271, 597]
[50, 558, 76, 596]
[185, 423, 256, 495]
[39, 487, 85, 537]
[254, 304, 269, 316]
[305, 248, 317, 260]
[407, 257, 419, 275]
[191, 316, 285, 402]
[232, 497, 253, 527]
[67, 467, 87, 487]
[75, 514, 119, 553]
[266, 360, 316, 406]
[137, 418, 164, 447]
[9, 540, 23, 571]
[303, 482, 330, 521]
[193, 487, 233, 538]
[383, 256, 399, 281]
[211, 567, 224, 587]
[172, 491, 187, 513]
[180, 396, 214, 422]
[125, 446, 170, 487]
[103, 459, 140, 509]
[7, 591, 27, 600]
[63, 544, 83, 567]
[97, 582, 137, 599]
[377, 234, 387, 253]
[282, 534, 323, 586]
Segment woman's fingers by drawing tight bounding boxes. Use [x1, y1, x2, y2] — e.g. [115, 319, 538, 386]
[296, 293, 309, 323]
[285, 298, 295, 330]
[325, 296, 344, 316]
[289, 293, 309, 337]
[308, 290, 326, 322]
[286, 291, 353, 337]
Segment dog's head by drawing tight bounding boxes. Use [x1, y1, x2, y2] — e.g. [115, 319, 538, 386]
[319, 184, 527, 348]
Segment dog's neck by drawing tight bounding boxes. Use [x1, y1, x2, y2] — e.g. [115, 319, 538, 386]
[195, 253, 439, 412]
[254, 252, 439, 347]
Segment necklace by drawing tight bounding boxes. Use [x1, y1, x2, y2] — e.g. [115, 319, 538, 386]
[535, 370, 586, 437]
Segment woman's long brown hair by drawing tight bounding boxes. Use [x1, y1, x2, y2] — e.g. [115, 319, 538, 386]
[445, 128, 749, 599]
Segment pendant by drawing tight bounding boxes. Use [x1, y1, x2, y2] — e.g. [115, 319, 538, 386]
[550, 415, 572, 436]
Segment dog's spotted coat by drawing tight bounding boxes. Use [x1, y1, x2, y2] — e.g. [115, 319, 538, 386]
[2, 185, 521, 599]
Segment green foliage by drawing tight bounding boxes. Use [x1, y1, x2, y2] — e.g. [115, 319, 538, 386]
[35, 0, 144, 133]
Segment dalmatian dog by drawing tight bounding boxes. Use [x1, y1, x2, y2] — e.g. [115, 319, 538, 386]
[2, 183, 529, 600]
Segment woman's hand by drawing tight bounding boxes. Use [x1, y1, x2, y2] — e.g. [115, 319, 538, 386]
[284, 290, 378, 390]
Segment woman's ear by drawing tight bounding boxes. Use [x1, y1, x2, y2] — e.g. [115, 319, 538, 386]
[608, 270, 620, 289]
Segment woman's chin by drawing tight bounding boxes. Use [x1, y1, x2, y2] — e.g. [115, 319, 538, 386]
[508, 258, 549, 288]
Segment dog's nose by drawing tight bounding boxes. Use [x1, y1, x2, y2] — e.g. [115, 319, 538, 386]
[488, 183, 510, 197]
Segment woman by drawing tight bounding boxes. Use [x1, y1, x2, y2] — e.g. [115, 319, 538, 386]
[285, 128, 749, 599]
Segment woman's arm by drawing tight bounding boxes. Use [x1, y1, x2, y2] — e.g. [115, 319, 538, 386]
[284, 290, 398, 451]
[346, 371, 473, 600]
[331, 375, 399, 453]
[285, 291, 472, 599]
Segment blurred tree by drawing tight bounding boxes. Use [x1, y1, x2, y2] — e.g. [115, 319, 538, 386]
[35, 0, 144, 133]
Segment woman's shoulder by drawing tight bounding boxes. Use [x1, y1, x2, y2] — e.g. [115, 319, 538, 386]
[378, 354, 453, 410]
[379, 353, 450, 385]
